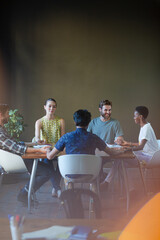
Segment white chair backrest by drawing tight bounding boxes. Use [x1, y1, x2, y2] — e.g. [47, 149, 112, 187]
[157, 139, 160, 149]
[58, 154, 102, 182]
[146, 149, 160, 168]
[0, 149, 27, 173]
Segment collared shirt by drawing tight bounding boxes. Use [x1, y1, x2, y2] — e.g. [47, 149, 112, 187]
[55, 128, 106, 155]
[0, 126, 27, 155]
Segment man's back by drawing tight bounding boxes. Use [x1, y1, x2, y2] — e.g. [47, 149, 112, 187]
[55, 128, 106, 155]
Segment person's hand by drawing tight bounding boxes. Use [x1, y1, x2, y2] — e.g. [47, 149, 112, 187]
[40, 146, 51, 153]
[114, 138, 123, 145]
[114, 148, 125, 155]
[108, 147, 124, 156]
[37, 140, 47, 145]
[123, 147, 133, 152]
[114, 139, 128, 146]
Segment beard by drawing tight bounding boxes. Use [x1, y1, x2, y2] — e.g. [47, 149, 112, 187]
[100, 111, 111, 120]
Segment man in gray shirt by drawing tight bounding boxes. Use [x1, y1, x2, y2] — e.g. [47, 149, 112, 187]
[88, 99, 124, 144]
[87, 99, 124, 190]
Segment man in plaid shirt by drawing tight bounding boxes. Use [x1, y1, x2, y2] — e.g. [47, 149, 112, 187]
[0, 104, 51, 205]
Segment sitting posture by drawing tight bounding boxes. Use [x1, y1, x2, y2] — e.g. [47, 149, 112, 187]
[87, 99, 124, 189]
[35, 98, 65, 198]
[115, 106, 159, 163]
[0, 104, 51, 205]
[87, 99, 124, 144]
[101, 106, 159, 191]
[46, 109, 124, 190]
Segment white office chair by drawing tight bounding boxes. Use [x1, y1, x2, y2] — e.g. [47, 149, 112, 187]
[58, 154, 102, 218]
[0, 149, 27, 173]
[145, 150, 160, 169]
[157, 139, 160, 149]
[58, 154, 102, 191]
[0, 149, 28, 187]
[141, 149, 160, 193]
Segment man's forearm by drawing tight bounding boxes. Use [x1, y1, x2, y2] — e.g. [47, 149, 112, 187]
[47, 147, 60, 160]
[26, 147, 43, 154]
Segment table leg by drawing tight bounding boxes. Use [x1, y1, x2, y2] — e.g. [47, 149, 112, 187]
[121, 159, 130, 213]
[28, 159, 38, 213]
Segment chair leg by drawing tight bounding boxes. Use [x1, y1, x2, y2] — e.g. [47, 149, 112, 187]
[144, 168, 156, 194]
[67, 182, 74, 190]
[64, 178, 68, 190]
[0, 173, 4, 187]
[89, 184, 94, 219]
[89, 197, 94, 219]
[137, 160, 148, 196]
[90, 182, 98, 194]
[96, 177, 100, 197]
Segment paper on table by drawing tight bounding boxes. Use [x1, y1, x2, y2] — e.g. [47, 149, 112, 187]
[99, 230, 121, 240]
[106, 144, 122, 148]
[33, 145, 50, 149]
[22, 225, 75, 240]
[95, 148, 109, 157]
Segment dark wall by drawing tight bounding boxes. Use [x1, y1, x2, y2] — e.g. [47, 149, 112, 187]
[0, 1, 160, 141]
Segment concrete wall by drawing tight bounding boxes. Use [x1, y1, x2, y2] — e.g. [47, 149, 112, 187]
[0, 1, 160, 141]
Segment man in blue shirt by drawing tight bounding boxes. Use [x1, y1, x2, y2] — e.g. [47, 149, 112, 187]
[47, 109, 123, 160]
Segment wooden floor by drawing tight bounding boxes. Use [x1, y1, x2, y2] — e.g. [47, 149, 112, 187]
[0, 169, 159, 235]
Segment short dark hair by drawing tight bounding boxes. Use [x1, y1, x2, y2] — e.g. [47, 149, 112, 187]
[99, 100, 112, 109]
[0, 104, 9, 114]
[73, 109, 91, 127]
[44, 98, 57, 106]
[135, 106, 149, 119]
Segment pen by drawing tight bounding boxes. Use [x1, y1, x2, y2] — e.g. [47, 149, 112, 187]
[19, 215, 25, 228]
[15, 215, 20, 226]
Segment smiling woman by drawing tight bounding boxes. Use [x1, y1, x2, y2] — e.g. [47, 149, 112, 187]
[34, 98, 65, 198]
[35, 98, 65, 145]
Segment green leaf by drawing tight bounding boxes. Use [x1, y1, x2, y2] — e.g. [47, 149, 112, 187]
[4, 108, 27, 141]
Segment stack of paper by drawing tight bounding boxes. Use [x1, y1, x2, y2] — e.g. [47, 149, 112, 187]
[22, 225, 75, 240]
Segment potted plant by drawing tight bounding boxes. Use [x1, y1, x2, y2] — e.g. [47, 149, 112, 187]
[4, 109, 27, 141]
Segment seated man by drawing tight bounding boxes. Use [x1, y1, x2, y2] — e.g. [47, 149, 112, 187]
[87, 99, 124, 144]
[46, 109, 124, 174]
[0, 104, 51, 204]
[87, 99, 124, 187]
